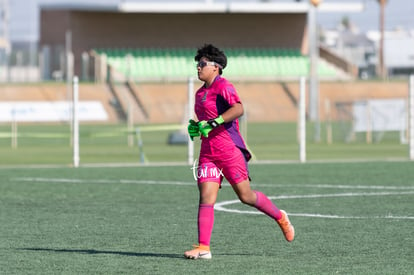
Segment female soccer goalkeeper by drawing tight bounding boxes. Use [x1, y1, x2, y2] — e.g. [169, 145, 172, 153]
[185, 44, 295, 260]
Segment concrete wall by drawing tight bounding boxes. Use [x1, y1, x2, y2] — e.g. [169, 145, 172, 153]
[0, 81, 408, 123]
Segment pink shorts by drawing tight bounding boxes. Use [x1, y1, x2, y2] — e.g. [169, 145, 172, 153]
[197, 146, 249, 186]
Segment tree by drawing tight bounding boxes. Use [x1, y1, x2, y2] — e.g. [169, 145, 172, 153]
[341, 16, 351, 30]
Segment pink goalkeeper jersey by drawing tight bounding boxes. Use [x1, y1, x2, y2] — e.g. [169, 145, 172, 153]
[195, 75, 251, 162]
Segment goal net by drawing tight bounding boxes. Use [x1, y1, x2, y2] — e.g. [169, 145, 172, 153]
[336, 98, 407, 143]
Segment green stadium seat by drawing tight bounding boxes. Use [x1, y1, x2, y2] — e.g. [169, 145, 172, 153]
[96, 47, 339, 80]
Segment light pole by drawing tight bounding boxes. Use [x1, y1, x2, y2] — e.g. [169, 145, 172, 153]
[308, 0, 322, 142]
[377, 0, 387, 79]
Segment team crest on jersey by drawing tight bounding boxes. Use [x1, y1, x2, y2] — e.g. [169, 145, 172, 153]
[201, 91, 208, 102]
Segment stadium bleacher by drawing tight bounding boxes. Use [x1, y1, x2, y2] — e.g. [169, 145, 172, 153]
[94, 48, 338, 80]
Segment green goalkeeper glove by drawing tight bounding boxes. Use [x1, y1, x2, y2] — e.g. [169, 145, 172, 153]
[198, 115, 225, 137]
[187, 119, 200, 141]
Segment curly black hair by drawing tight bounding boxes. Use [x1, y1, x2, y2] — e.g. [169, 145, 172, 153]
[194, 44, 227, 75]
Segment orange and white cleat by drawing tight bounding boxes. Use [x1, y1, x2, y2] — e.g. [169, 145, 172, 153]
[277, 210, 295, 242]
[184, 244, 212, 259]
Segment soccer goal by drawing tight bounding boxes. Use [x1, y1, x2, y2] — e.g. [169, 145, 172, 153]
[346, 98, 407, 144]
[70, 75, 414, 166]
[331, 77, 414, 160]
[409, 75, 414, 160]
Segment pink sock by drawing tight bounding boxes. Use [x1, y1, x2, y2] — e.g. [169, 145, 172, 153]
[254, 191, 282, 220]
[198, 204, 214, 247]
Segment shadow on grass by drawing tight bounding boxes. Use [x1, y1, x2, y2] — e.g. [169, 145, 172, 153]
[20, 247, 183, 259]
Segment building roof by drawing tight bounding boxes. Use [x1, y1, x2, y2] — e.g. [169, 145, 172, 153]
[39, 1, 364, 14]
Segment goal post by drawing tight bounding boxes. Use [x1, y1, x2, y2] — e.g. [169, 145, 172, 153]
[409, 75, 414, 160]
[187, 77, 195, 165]
[72, 75, 80, 167]
[298, 76, 307, 163]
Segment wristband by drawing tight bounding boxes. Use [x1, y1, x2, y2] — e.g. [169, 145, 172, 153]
[207, 115, 224, 128]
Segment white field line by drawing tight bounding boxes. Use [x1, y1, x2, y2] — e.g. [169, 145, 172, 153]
[252, 183, 414, 190]
[11, 177, 414, 190]
[11, 177, 194, 186]
[10, 177, 414, 220]
[0, 158, 410, 169]
[215, 192, 414, 219]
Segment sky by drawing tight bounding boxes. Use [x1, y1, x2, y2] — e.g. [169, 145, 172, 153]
[4, 0, 414, 42]
[316, 0, 414, 31]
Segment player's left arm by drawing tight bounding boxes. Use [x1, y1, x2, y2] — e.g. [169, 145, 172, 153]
[220, 102, 243, 123]
[199, 84, 243, 137]
[219, 83, 243, 123]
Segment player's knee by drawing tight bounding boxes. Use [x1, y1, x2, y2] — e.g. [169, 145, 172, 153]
[238, 193, 255, 206]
